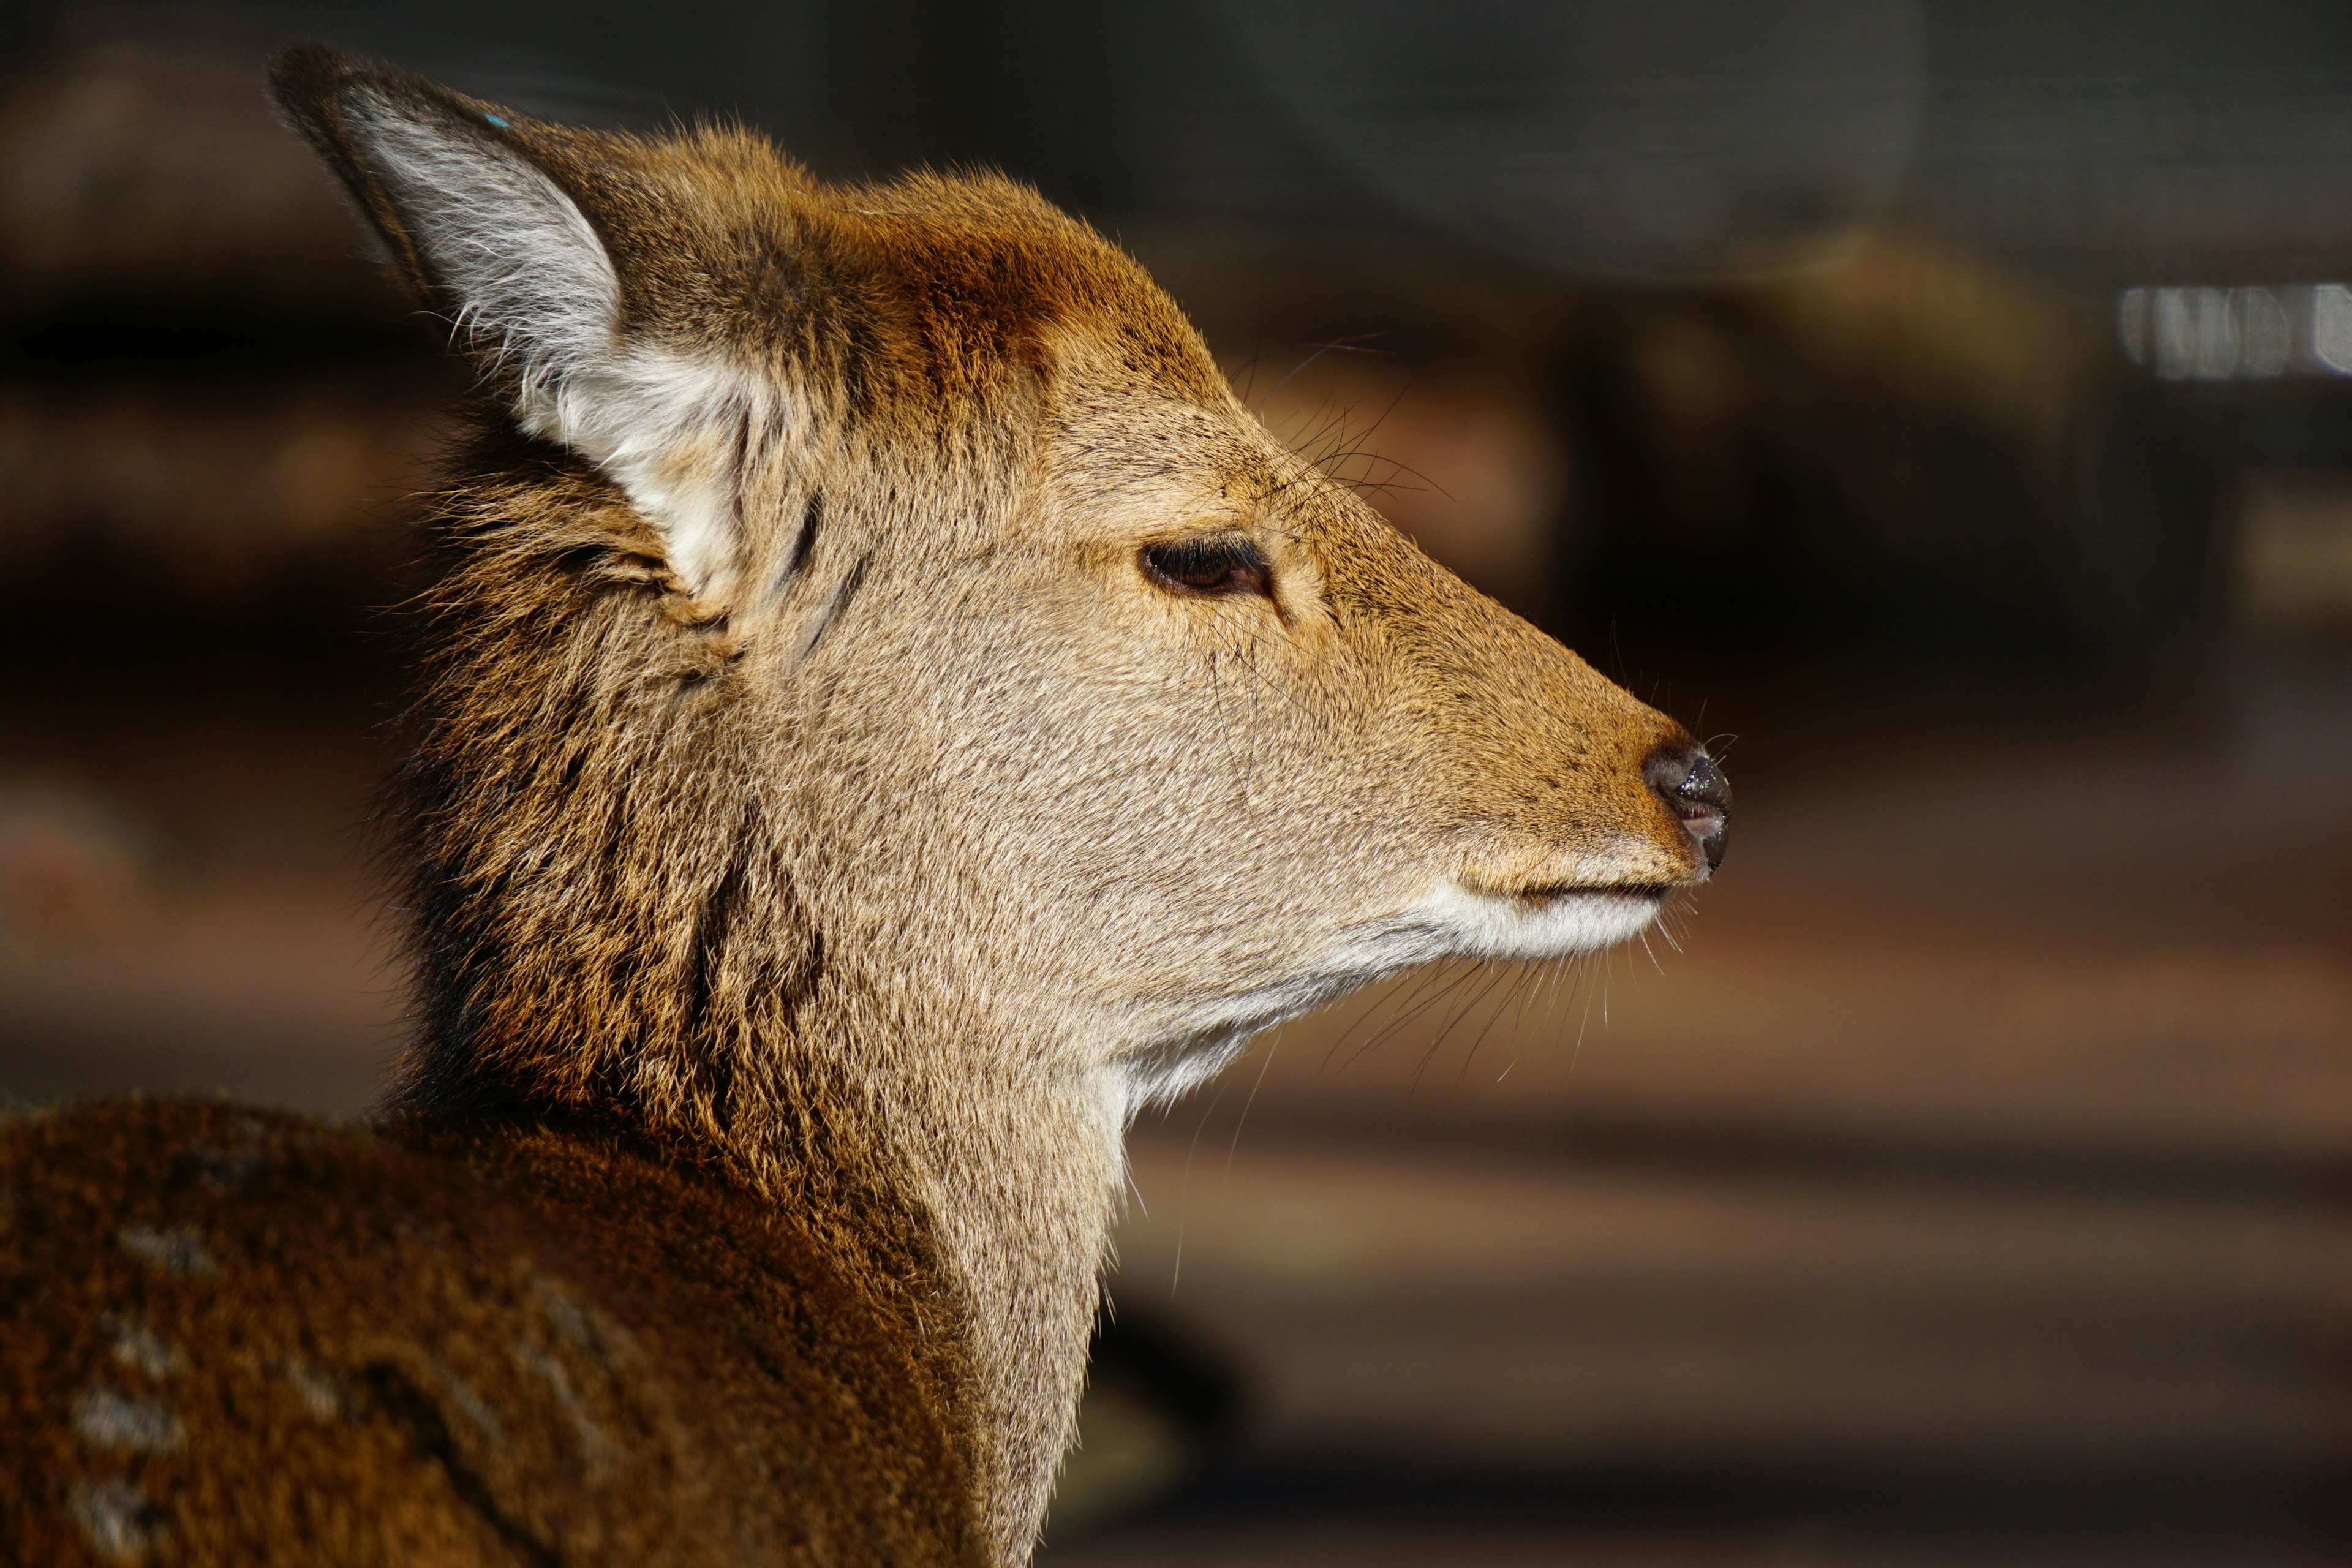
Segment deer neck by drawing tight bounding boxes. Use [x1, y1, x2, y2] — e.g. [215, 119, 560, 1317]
[383, 458, 1127, 1560]
[392, 986, 1125, 1566]
[875, 1046, 1128, 1562]
[752, 1003, 1125, 1562]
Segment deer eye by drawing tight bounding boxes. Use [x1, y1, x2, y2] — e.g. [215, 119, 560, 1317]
[1140, 533, 1272, 600]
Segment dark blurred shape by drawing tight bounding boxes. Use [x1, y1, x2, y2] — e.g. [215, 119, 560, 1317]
[1556, 233, 2231, 664]
[0, 10, 432, 1121]
[1210, 0, 1926, 281]
[0, 382, 448, 598]
[2237, 468, 2352, 630]
[1050, 1303, 1244, 1542]
[0, 12, 458, 622]
[0, 12, 394, 317]
[1902, 0, 2352, 282]
[0, 774, 156, 941]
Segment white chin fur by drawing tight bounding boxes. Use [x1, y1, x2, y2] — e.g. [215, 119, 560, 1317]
[1101, 879, 1666, 1121]
[1407, 880, 1667, 962]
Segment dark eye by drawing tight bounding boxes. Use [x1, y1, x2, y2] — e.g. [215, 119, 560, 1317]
[1140, 533, 1272, 600]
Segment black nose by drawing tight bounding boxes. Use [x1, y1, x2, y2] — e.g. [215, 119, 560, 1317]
[1643, 745, 1732, 872]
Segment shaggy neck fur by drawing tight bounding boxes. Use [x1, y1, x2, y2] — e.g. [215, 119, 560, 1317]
[380, 423, 1117, 1561]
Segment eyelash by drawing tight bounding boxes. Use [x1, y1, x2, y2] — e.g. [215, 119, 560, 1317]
[1139, 534, 1273, 600]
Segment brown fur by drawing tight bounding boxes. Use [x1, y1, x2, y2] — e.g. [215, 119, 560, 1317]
[1, 1099, 982, 1565]
[0, 45, 1724, 1566]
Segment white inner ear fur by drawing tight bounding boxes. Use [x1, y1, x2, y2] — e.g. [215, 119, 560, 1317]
[536, 344, 758, 600]
[345, 91, 745, 598]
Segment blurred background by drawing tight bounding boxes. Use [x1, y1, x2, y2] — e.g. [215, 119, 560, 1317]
[2, 1, 2349, 1562]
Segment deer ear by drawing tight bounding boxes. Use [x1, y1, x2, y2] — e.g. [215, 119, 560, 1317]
[268, 43, 744, 598]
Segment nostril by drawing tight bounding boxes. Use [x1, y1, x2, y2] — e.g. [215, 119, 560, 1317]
[1676, 753, 1731, 815]
[1643, 744, 1732, 870]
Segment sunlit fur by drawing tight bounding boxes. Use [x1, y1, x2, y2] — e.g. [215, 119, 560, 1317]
[0, 45, 1718, 1568]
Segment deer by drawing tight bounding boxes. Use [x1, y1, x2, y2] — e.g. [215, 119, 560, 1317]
[0, 43, 1730, 1568]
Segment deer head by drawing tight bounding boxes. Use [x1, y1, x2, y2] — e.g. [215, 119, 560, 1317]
[270, 43, 1727, 1556]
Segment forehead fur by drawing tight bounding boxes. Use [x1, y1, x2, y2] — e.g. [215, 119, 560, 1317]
[516, 119, 1227, 413]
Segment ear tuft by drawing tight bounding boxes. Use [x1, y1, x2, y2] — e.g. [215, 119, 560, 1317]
[267, 45, 619, 416]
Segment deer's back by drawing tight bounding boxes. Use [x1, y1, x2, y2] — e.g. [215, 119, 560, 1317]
[0, 1098, 984, 1567]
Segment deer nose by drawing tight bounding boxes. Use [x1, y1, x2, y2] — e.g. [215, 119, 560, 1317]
[1644, 745, 1731, 872]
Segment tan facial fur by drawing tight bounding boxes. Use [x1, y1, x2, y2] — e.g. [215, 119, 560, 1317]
[0, 45, 1726, 1568]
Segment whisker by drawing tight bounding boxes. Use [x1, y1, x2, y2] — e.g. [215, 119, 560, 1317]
[1259, 333, 1395, 405]
[1325, 976, 1407, 1074]
[1569, 952, 1602, 1077]
[1167, 1055, 1242, 1296]
[1328, 959, 1458, 1072]
[1348, 958, 1488, 1070]
[1223, 1028, 1284, 1182]
[1458, 960, 1539, 1086]
[1413, 957, 1521, 1096]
